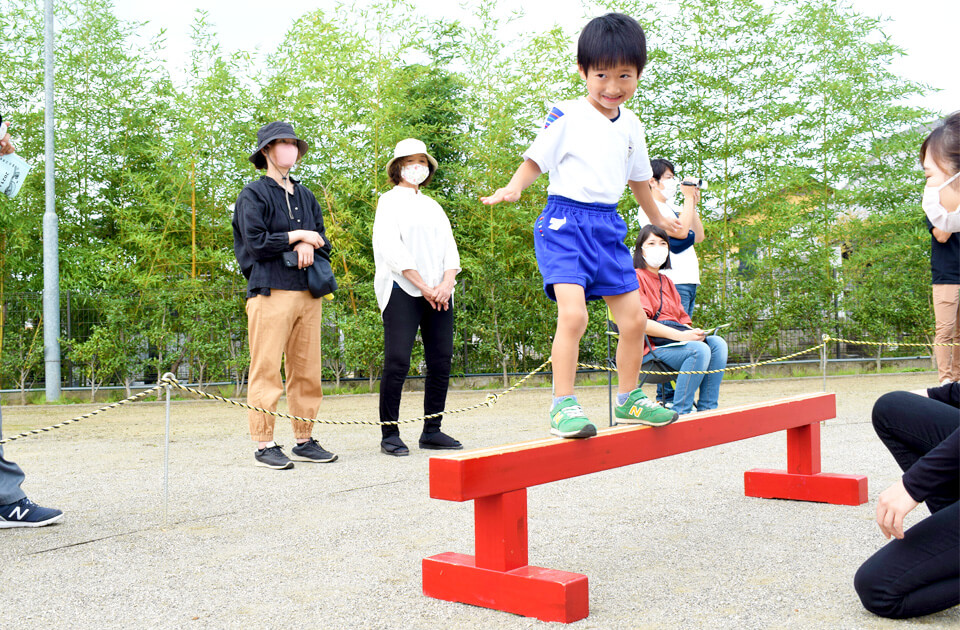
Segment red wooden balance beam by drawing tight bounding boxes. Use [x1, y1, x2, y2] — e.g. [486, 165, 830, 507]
[422, 392, 867, 623]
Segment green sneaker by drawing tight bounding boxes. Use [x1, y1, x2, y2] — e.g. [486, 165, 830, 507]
[615, 388, 679, 426]
[549, 398, 597, 439]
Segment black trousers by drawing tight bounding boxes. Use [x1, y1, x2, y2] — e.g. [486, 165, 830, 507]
[379, 288, 453, 439]
[854, 391, 959, 619]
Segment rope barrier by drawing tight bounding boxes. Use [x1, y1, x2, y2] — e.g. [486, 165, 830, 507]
[1, 335, 955, 444]
[0, 385, 164, 444]
[157, 359, 553, 427]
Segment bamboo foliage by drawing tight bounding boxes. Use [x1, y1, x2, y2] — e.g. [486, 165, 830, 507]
[0, 0, 940, 393]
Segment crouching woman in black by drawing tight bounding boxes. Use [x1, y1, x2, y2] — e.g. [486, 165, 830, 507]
[854, 383, 959, 619]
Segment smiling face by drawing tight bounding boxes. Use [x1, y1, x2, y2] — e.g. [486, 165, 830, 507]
[578, 63, 640, 119]
[923, 152, 960, 213]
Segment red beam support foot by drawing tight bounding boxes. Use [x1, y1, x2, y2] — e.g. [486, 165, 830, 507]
[744, 469, 868, 505]
[422, 552, 589, 623]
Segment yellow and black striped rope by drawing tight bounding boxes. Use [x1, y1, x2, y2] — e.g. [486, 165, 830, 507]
[0, 385, 164, 445]
[579, 341, 829, 377]
[3, 334, 955, 443]
[157, 359, 553, 427]
[822, 335, 960, 348]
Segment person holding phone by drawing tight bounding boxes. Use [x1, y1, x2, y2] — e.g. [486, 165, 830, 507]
[634, 224, 727, 416]
[232, 122, 338, 469]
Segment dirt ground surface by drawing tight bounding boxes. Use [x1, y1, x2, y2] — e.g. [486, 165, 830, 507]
[1, 372, 958, 629]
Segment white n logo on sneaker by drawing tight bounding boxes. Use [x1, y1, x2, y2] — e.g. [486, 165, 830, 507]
[8, 506, 29, 520]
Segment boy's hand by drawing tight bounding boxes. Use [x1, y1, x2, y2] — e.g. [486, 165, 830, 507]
[655, 212, 682, 234]
[480, 186, 521, 205]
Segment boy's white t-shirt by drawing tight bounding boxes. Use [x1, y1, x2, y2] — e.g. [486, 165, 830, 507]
[638, 199, 701, 286]
[523, 98, 653, 205]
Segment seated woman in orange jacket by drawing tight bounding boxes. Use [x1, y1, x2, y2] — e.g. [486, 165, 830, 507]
[634, 224, 727, 415]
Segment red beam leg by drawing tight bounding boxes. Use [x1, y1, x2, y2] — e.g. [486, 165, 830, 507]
[744, 423, 868, 505]
[423, 489, 589, 623]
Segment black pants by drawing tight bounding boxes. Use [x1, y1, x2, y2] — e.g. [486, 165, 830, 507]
[854, 391, 959, 619]
[379, 288, 453, 439]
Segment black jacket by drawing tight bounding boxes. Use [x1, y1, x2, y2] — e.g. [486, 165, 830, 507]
[232, 175, 331, 298]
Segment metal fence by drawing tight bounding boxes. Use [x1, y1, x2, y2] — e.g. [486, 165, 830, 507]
[0, 288, 931, 395]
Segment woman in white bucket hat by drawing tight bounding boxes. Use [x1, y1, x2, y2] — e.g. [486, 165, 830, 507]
[372, 138, 462, 456]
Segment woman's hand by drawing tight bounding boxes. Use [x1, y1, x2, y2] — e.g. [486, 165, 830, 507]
[433, 279, 455, 311]
[289, 230, 325, 248]
[0, 129, 14, 155]
[293, 241, 315, 269]
[679, 328, 706, 342]
[876, 479, 919, 540]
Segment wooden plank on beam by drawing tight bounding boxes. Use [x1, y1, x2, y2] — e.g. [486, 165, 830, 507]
[430, 393, 836, 502]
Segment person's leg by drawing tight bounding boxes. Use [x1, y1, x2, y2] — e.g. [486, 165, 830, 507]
[552, 284, 589, 397]
[246, 292, 296, 445]
[604, 289, 649, 397]
[695, 335, 728, 411]
[872, 391, 960, 513]
[675, 283, 697, 317]
[952, 292, 960, 382]
[379, 288, 422, 440]
[651, 342, 709, 415]
[854, 501, 959, 619]
[0, 403, 62, 527]
[0, 405, 27, 506]
[419, 300, 454, 433]
[284, 292, 336, 463]
[932, 285, 959, 383]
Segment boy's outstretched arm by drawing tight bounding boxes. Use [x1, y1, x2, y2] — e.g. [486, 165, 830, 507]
[480, 159, 542, 205]
[630, 179, 682, 233]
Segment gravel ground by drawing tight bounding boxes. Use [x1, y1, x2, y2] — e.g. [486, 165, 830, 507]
[1, 372, 958, 629]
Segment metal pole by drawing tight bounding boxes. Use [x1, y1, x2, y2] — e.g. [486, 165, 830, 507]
[821, 334, 828, 393]
[43, 0, 61, 401]
[607, 327, 613, 427]
[163, 374, 172, 526]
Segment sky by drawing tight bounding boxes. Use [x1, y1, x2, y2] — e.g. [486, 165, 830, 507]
[112, 0, 958, 117]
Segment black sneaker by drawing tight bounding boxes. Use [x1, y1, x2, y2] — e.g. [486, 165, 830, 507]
[419, 431, 463, 450]
[255, 444, 293, 469]
[0, 497, 64, 528]
[291, 438, 338, 463]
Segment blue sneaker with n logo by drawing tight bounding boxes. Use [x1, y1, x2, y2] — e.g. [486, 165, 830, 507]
[0, 497, 64, 528]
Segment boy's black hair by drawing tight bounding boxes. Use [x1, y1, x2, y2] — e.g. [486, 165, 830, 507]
[633, 224, 672, 270]
[650, 158, 675, 181]
[577, 13, 647, 74]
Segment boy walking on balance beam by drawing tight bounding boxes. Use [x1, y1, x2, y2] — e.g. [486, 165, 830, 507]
[482, 13, 679, 438]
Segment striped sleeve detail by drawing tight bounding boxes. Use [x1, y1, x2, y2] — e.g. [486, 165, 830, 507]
[543, 107, 564, 129]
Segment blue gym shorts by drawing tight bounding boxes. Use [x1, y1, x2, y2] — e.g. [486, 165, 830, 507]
[533, 195, 640, 302]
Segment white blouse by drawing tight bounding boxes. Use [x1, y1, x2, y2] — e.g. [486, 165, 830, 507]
[372, 186, 461, 312]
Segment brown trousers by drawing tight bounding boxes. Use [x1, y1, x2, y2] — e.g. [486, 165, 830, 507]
[932, 284, 960, 383]
[246, 290, 324, 442]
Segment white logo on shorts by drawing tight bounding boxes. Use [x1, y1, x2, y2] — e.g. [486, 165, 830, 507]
[548, 217, 567, 230]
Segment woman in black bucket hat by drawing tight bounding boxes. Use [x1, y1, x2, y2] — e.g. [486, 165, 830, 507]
[232, 121, 338, 469]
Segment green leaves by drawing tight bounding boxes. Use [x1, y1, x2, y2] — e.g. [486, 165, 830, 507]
[0, 0, 938, 391]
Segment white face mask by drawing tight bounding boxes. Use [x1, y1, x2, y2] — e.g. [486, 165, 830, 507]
[659, 177, 678, 199]
[642, 245, 669, 269]
[401, 163, 430, 186]
[922, 170, 960, 214]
